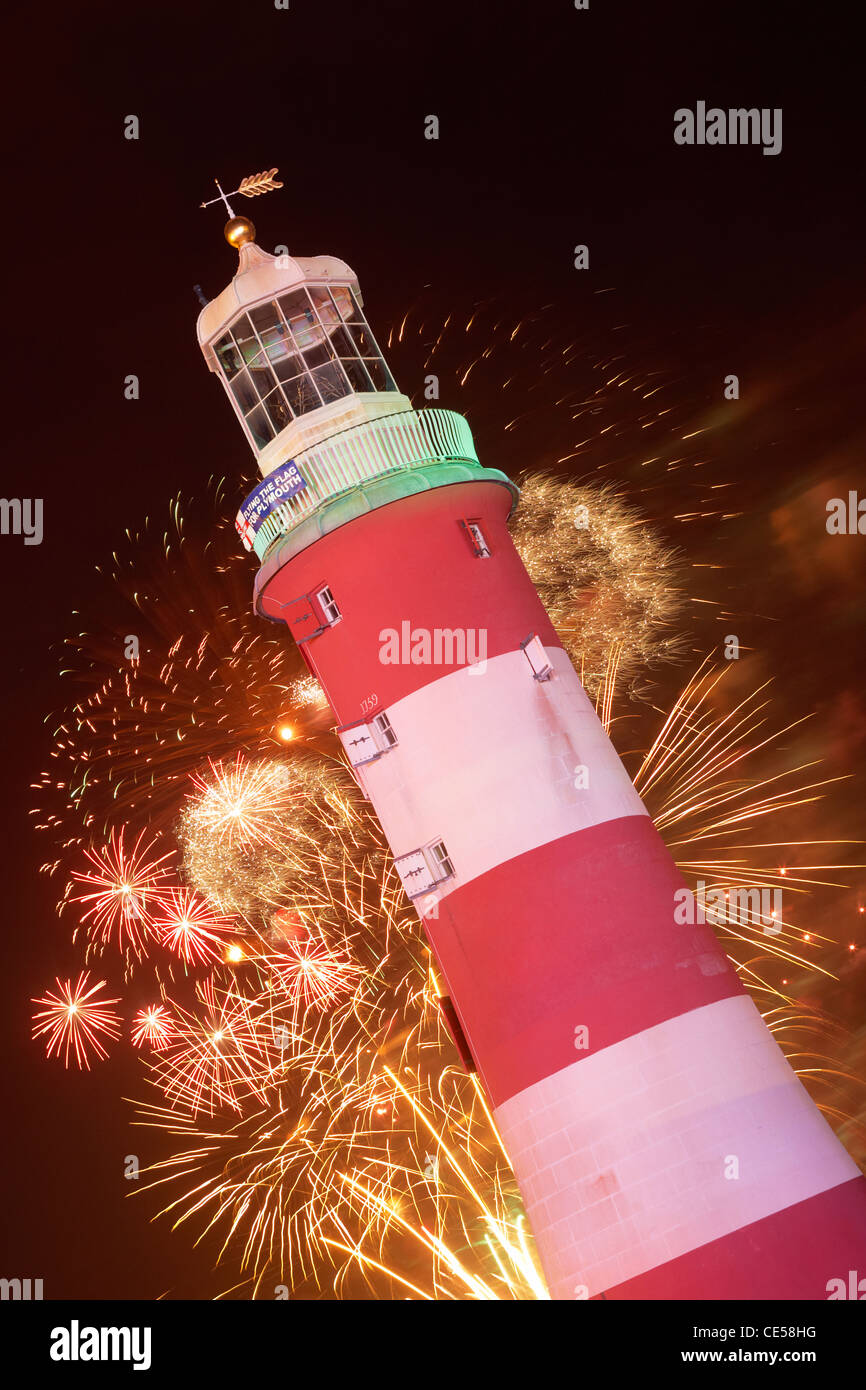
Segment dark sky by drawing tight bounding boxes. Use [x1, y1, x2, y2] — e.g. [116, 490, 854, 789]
[1, 0, 864, 1299]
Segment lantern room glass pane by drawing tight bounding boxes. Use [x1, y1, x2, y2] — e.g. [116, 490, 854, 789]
[245, 404, 273, 448]
[278, 291, 320, 352]
[310, 362, 351, 404]
[349, 323, 378, 356]
[362, 358, 394, 392]
[230, 370, 258, 413]
[261, 386, 294, 432]
[331, 286, 361, 322]
[249, 301, 282, 334]
[249, 302, 293, 366]
[249, 359, 277, 398]
[272, 347, 305, 384]
[302, 340, 334, 370]
[215, 334, 243, 379]
[231, 314, 259, 366]
[278, 289, 311, 322]
[309, 286, 340, 326]
[260, 324, 292, 358]
[282, 373, 322, 416]
[326, 325, 355, 358]
[340, 357, 373, 392]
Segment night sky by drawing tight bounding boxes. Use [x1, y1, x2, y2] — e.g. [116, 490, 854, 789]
[2, 0, 864, 1299]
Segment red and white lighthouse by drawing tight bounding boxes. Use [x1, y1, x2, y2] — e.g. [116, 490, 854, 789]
[198, 212, 866, 1300]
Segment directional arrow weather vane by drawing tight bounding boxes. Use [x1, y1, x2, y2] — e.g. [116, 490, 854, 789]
[200, 168, 284, 218]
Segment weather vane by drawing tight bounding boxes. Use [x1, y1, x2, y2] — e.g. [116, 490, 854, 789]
[200, 168, 284, 248]
[200, 168, 283, 216]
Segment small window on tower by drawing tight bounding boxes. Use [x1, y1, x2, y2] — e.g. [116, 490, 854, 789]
[394, 839, 455, 899]
[337, 721, 379, 768]
[428, 840, 455, 882]
[337, 711, 397, 767]
[521, 634, 553, 681]
[215, 335, 243, 380]
[315, 585, 341, 626]
[460, 519, 491, 558]
[372, 712, 398, 749]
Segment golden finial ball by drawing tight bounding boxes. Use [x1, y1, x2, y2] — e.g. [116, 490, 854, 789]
[224, 215, 256, 248]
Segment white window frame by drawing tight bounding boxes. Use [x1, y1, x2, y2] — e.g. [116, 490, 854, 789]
[428, 840, 455, 880]
[372, 711, 398, 749]
[461, 518, 491, 558]
[315, 584, 341, 626]
[337, 710, 397, 767]
[337, 721, 380, 768]
[394, 839, 456, 899]
[521, 633, 553, 681]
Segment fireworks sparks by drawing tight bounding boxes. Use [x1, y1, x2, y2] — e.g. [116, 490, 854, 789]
[326, 1068, 549, 1301]
[32, 488, 321, 855]
[149, 979, 274, 1116]
[288, 674, 327, 709]
[262, 937, 361, 1016]
[31, 972, 122, 1069]
[131, 1005, 176, 1051]
[186, 755, 295, 849]
[511, 476, 687, 700]
[176, 753, 362, 919]
[67, 827, 174, 960]
[632, 657, 864, 983]
[154, 887, 236, 966]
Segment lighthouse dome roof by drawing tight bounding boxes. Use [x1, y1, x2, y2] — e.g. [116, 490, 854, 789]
[196, 240, 360, 355]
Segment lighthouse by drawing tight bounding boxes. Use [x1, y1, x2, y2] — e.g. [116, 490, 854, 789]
[197, 206, 866, 1300]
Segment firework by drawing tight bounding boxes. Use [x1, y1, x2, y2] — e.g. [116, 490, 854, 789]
[261, 937, 361, 1016]
[153, 887, 236, 966]
[148, 978, 277, 1117]
[133, 854, 449, 1291]
[136, 1039, 543, 1299]
[633, 658, 864, 981]
[32, 972, 122, 1069]
[176, 753, 363, 920]
[186, 755, 299, 849]
[32, 488, 318, 856]
[326, 1068, 548, 1301]
[511, 475, 687, 699]
[66, 827, 174, 960]
[131, 1005, 176, 1050]
[289, 674, 327, 709]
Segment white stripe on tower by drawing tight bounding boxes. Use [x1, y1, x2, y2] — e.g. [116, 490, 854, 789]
[493, 994, 863, 1299]
[356, 646, 646, 902]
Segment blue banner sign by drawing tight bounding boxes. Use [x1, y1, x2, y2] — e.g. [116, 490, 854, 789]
[235, 462, 307, 550]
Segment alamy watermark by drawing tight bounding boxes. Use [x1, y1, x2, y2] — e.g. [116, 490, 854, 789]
[826, 1270, 866, 1299]
[50, 1321, 151, 1371]
[1, 1277, 43, 1300]
[0, 498, 42, 545]
[675, 882, 782, 935]
[674, 103, 782, 156]
[379, 622, 487, 672]
[826, 491, 865, 535]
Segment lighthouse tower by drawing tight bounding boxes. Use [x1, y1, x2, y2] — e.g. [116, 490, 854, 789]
[197, 211, 866, 1300]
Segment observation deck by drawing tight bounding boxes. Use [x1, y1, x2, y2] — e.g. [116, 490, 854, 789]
[237, 406, 517, 563]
